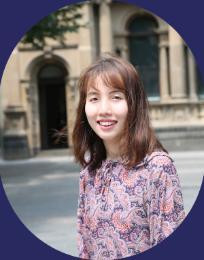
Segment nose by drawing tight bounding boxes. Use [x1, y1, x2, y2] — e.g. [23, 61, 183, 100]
[98, 98, 112, 115]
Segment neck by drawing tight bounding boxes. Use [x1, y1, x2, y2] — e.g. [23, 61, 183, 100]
[103, 140, 122, 160]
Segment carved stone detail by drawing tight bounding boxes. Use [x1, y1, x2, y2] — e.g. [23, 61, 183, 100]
[150, 102, 204, 126]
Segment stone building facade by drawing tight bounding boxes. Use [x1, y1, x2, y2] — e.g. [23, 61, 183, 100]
[0, 0, 204, 159]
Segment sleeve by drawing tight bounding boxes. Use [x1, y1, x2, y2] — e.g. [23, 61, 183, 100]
[76, 168, 90, 259]
[144, 156, 185, 247]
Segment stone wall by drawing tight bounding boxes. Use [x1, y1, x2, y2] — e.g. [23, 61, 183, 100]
[0, 1, 203, 159]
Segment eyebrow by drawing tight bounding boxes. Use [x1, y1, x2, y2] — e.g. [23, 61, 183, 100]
[87, 89, 124, 97]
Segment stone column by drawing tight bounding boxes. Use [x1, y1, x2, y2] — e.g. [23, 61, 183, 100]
[99, 0, 113, 54]
[169, 26, 187, 98]
[65, 77, 77, 147]
[187, 48, 198, 101]
[2, 48, 21, 106]
[20, 79, 34, 156]
[159, 43, 169, 101]
[78, 3, 97, 71]
[1, 47, 30, 159]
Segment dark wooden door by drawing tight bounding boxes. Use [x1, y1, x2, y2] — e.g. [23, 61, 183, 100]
[38, 64, 68, 149]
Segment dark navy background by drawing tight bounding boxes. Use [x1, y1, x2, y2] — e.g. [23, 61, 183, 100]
[0, 0, 204, 259]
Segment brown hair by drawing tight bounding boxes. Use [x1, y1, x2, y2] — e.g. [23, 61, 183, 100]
[72, 53, 166, 175]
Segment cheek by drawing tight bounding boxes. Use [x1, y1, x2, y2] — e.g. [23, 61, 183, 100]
[115, 102, 128, 119]
[85, 103, 95, 120]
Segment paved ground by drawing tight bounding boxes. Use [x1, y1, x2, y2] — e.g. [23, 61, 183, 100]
[0, 150, 203, 257]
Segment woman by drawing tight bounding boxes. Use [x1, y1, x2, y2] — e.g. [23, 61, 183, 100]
[72, 54, 185, 259]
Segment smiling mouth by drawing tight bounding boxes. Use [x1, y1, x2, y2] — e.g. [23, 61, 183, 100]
[97, 120, 117, 127]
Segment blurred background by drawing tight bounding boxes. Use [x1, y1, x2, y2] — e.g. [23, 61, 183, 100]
[0, 0, 204, 257]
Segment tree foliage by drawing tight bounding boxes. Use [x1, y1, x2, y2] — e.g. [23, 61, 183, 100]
[21, 4, 83, 48]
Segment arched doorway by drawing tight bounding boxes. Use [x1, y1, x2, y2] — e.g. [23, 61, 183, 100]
[127, 15, 159, 98]
[38, 63, 68, 149]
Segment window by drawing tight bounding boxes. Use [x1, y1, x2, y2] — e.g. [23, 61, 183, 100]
[128, 15, 159, 99]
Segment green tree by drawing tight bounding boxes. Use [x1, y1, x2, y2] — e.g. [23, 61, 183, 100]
[22, 4, 83, 48]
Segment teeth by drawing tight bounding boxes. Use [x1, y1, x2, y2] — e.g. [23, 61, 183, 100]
[99, 121, 115, 126]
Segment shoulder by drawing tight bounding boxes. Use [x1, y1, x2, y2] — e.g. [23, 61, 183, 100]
[142, 151, 178, 181]
[78, 165, 91, 193]
[79, 163, 99, 180]
[79, 165, 90, 181]
[144, 151, 174, 168]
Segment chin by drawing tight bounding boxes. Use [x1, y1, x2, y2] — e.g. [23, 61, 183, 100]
[99, 134, 119, 142]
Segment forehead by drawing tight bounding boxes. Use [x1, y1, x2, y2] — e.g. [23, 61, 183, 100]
[87, 77, 112, 92]
[85, 71, 125, 93]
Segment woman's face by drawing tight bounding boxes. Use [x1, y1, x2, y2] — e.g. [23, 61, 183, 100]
[85, 76, 128, 147]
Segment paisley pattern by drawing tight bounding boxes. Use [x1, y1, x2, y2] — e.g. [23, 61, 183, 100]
[77, 151, 185, 259]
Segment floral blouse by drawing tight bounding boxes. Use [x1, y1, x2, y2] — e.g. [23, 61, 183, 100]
[76, 151, 185, 259]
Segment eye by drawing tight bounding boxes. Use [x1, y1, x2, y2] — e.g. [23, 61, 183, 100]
[89, 97, 98, 102]
[112, 95, 123, 100]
